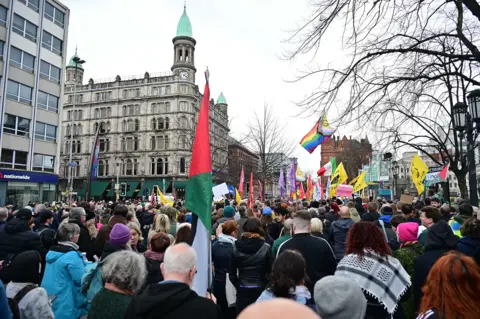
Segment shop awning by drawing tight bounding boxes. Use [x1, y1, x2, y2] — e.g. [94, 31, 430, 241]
[139, 179, 171, 196]
[173, 180, 188, 189]
[76, 185, 86, 197]
[91, 181, 112, 197]
[107, 181, 140, 197]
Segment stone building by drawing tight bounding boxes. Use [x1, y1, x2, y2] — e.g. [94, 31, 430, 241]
[227, 136, 259, 194]
[320, 135, 372, 188]
[59, 6, 229, 200]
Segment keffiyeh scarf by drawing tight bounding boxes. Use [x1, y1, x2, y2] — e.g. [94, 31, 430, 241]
[335, 250, 411, 314]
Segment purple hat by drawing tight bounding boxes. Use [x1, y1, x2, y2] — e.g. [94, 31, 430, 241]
[109, 224, 131, 246]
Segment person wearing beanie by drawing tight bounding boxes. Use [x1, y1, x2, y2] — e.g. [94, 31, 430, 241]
[0, 208, 45, 263]
[393, 222, 424, 319]
[373, 205, 399, 251]
[212, 205, 235, 235]
[314, 275, 366, 319]
[100, 224, 131, 261]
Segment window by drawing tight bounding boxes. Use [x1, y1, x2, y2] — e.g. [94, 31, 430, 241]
[35, 122, 56, 142]
[165, 86, 171, 94]
[3, 114, 30, 136]
[40, 60, 61, 83]
[0, 6, 6, 26]
[122, 137, 139, 151]
[179, 135, 187, 149]
[165, 117, 169, 129]
[42, 31, 62, 55]
[10, 47, 35, 72]
[7, 80, 33, 104]
[151, 158, 169, 175]
[0, 149, 27, 170]
[179, 101, 187, 112]
[99, 138, 110, 152]
[0, 41, 4, 59]
[95, 91, 111, 102]
[150, 135, 169, 150]
[37, 91, 59, 113]
[180, 85, 188, 94]
[32, 154, 54, 172]
[13, 14, 37, 42]
[98, 160, 109, 176]
[19, 0, 40, 12]
[180, 157, 186, 174]
[44, 2, 65, 28]
[123, 159, 138, 176]
[73, 109, 82, 120]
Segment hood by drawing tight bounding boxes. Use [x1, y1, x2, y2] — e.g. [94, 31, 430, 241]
[108, 215, 127, 228]
[332, 218, 355, 231]
[235, 237, 265, 254]
[425, 220, 458, 251]
[130, 282, 197, 316]
[144, 250, 164, 262]
[218, 234, 236, 245]
[4, 219, 30, 234]
[453, 215, 466, 225]
[101, 241, 126, 261]
[144, 257, 162, 278]
[379, 215, 392, 224]
[398, 222, 419, 243]
[46, 244, 78, 263]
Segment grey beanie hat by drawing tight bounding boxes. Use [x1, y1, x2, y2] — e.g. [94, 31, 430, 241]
[314, 275, 367, 319]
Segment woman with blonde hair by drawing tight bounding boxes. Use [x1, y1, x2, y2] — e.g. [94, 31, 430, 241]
[310, 218, 326, 240]
[127, 222, 144, 253]
[148, 214, 174, 246]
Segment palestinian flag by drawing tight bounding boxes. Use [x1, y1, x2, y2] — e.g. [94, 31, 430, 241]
[185, 71, 213, 296]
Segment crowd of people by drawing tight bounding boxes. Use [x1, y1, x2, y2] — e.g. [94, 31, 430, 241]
[0, 195, 479, 319]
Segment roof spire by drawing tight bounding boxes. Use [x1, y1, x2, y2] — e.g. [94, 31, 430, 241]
[75, 45, 78, 55]
[184, 0, 186, 9]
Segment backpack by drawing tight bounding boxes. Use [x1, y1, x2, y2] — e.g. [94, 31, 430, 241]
[81, 262, 103, 303]
[8, 284, 36, 319]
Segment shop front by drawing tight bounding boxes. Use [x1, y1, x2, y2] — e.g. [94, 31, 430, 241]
[0, 169, 58, 207]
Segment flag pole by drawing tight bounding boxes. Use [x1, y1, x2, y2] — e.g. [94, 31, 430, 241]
[85, 125, 101, 201]
[205, 67, 212, 293]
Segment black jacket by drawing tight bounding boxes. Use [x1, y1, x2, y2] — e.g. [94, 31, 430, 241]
[413, 220, 458, 311]
[123, 282, 223, 319]
[362, 211, 380, 222]
[212, 240, 234, 283]
[267, 221, 282, 241]
[456, 236, 480, 264]
[277, 233, 336, 293]
[100, 241, 126, 261]
[69, 219, 95, 261]
[329, 218, 355, 260]
[237, 217, 248, 239]
[143, 257, 163, 287]
[229, 237, 272, 289]
[375, 216, 400, 252]
[0, 219, 45, 260]
[37, 224, 56, 251]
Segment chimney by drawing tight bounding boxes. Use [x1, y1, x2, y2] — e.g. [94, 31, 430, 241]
[349, 135, 352, 140]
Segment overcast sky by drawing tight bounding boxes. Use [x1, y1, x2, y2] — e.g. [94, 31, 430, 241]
[62, 0, 349, 174]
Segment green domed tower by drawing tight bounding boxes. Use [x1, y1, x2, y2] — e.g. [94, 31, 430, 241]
[172, 5, 196, 81]
[65, 48, 85, 86]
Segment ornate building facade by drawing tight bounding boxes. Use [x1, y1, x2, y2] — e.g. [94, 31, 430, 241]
[59, 6, 229, 200]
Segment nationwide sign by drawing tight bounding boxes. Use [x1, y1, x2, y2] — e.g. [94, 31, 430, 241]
[0, 169, 58, 184]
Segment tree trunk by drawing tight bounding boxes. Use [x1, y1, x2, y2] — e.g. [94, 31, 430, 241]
[456, 170, 469, 199]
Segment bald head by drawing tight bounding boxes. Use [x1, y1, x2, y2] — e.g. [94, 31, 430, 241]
[339, 206, 350, 218]
[161, 243, 197, 286]
[239, 299, 320, 319]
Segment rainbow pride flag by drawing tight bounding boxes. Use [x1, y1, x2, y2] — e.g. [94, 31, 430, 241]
[300, 114, 335, 153]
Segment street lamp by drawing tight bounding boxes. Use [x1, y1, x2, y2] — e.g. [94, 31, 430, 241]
[392, 161, 399, 198]
[453, 90, 480, 206]
[67, 54, 85, 204]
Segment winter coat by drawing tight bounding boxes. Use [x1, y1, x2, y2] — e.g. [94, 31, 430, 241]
[272, 233, 291, 257]
[123, 282, 223, 319]
[41, 243, 89, 319]
[88, 287, 132, 319]
[375, 215, 400, 252]
[94, 215, 127, 257]
[212, 235, 236, 284]
[329, 218, 355, 260]
[413, 220, 458, 312]
[456, 236, 480, 264]
[229, 237, 273, 289]
[0, 219, 45, 261]
[267, 221, 282, 241]
[5, 282, 53, 319]
[278, 233, 336, 294]
[237, 216, 248, 239]
[69, 219, 95, 261]
[362, 211, 380, 222]
[0, 280, 12, 319]
[0, 221, 6, 232]
[36, 224, 56, 251]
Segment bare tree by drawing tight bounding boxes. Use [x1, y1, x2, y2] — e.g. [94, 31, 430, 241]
[244, 104, 295, 198]
[286, 0, 480, 196]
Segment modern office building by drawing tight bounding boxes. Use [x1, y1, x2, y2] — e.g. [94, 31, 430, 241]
[59, 6, 229, 200]
[0, 0, 69, 206]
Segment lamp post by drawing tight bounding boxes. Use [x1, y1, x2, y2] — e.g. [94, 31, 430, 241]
[393, 161, 399, 198]
[67, 55, 85, 204]
[452, 89, 480, 206]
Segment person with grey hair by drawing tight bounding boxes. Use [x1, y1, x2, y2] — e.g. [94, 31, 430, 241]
[41, 223, 89, 319]
[88, 251, 147, 318]
[0, 207, 8, 231]
[277, 210, 336, 294]
[124, 243, 223, 319]
[68, 207, 95, 261]
[272, 218, 293, 257]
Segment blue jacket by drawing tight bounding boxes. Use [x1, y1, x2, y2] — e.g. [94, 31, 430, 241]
[41, 243, 89, 319]
[0, 280, 12, 319]
[457, 236, 480, 264]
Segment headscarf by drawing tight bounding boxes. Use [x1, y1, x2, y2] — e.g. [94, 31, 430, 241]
[10, 250, 42, 284]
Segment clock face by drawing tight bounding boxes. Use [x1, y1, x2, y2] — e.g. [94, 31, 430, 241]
[180, 71, 189, 80]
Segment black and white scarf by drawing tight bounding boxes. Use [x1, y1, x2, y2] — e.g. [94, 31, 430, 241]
[335, 250, 411, 314]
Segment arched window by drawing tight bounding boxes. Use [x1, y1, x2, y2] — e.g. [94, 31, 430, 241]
[180, 157, 186, 174]
[94, 108, 99, 118]
[151, 118, 156, 130]
[165, 117, 169, 129]
[126, 159, 133, 175]
[150, 136, 155, 150]
[164, 158, 169, 174]
[98, 160, 105, 176]
[157, 158, 163, 175]
[158, 118, 164, 130]
[122, 105, 127, 116]
[135, 119, 140, 131]
[66, 124, 71, 135]
[107, 107, 112, 117]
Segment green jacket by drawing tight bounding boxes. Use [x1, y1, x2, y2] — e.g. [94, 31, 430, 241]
[272, 234, 291, 257]
[393, 243, 424, 319]
[418, 229, 428, 247]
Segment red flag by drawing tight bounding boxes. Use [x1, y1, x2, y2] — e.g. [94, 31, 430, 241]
[307, 176, 313, 200]
[258, 179, 263, 202]
[248, 172, 254, 208]
[299, 182, 306, 199]
[238, 167, 245, 195]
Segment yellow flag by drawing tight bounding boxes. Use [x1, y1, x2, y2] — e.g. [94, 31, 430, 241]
[235, 188, 241, 203]
[329, 184, 338, 197]
[331, 163, 348, 185]
[157, 188, 167, 205]
[349, 174, 360, 186]
[411, 154, 429, 194]
[352, 171, 368, 193]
